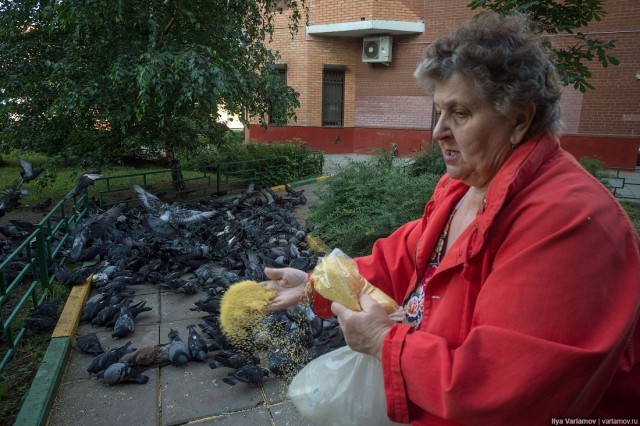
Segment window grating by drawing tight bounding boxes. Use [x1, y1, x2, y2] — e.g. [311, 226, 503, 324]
[322, 69, 345, 127]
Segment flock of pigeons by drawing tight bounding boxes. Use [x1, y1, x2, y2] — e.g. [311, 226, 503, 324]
[1, 159, 346, 387]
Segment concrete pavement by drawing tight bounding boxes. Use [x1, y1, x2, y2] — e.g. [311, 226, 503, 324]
[39, 172, 346, 426]
[42, 184, 334, 426]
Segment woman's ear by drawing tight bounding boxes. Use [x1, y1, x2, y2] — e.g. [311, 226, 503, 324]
[512, 102, 536, 143]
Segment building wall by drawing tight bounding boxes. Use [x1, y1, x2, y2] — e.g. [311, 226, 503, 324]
[252, 0, 640, 168]
[307, 0, 422, 25]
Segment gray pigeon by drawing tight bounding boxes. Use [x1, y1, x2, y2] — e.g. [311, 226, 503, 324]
[87, 341, 136, 375]
[76, 333, 104, 355]
[64, 173, 102, 200]
[97, 362, 149, 385]
[223, 364, 269, 386]
[0, 187, 28, 216]
[112, 300, 134, 338]
[187, 324, 208, 362]
[17, 158, 44, 187]
[132, 184, 216, 225]
[0, 224, 29, 239]
[167, 328, 189, 366]
[31, 197, 52, 213]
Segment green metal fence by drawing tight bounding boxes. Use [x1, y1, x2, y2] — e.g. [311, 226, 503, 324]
[0, 194, 90, 374]
[0, 151, 324, 375]
[206, 151, 324, 194]
[93, 151, 324, 207]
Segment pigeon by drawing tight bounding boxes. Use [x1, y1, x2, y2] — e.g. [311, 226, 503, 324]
[222, 364, 269, 386]
[0, 224, 29, 239]
[76, 333, 104, 355]
[31, 298, 59, 318]
[284, 184, 307, 205]
[87, 341, 136, 375]
[55, 265, 94, 287]
[9, 219, 36, 233]
[127, 344, 171, 367]
[31, 197, 52, 213]
[112, 300, 134, 338]
[23, 298, 59, 336]
[90, 298, 124, 327]
[187, 324, 208, 362]
[104, 300, 151, 329]
[209, 350, 260, 370]
[0, 187, 28, 216]
[64, 173, 102, 200]
[167, 328, 189, 366]
[97, 362, 149, 385]
[132, 184, 216, 225]
[17, 158, 44, 187]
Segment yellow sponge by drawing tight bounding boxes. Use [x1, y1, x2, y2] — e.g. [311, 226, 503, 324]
[219, 280, 277, 347]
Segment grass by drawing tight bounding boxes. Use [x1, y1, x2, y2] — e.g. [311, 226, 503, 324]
[0, 282, 69, 426]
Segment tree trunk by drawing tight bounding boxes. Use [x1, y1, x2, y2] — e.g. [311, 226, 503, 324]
[162, 133, 185, 191]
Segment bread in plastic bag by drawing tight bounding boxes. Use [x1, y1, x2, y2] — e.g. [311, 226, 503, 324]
[311, 248, 403, 316]
[286, 345, 405, 426]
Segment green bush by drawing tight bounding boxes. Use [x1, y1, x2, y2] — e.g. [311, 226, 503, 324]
[407, 148, 447, 177]
[308, 153, 441, 257]
[578, 156, 611, 180]
[183, 137, 322, 187]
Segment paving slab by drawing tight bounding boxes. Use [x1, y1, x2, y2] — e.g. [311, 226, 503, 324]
[48, 367, 160, 426]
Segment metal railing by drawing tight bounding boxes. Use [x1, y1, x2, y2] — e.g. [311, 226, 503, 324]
[205, 151, 324, 194]
[0, 194, 90, 374]
[93, 151, 324, 207]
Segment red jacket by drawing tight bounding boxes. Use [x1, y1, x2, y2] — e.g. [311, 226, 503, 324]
[312, 134, 640, 425]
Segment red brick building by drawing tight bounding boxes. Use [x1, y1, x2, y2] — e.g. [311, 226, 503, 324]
[249, 0, 640, 168]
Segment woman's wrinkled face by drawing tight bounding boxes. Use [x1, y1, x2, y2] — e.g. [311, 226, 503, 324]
[432, 73, 516, 191]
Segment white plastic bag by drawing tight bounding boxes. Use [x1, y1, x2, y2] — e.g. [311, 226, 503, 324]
[287, 345, 405, 426]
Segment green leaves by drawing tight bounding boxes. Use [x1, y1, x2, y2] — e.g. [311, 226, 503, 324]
[467, 0, 618, 92]
[0, 0, 307, 180]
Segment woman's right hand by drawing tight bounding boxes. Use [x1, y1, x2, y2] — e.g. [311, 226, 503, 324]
[261, 267, 311, 313]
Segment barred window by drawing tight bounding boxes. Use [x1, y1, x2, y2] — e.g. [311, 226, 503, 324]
[322, 66, 345, 127]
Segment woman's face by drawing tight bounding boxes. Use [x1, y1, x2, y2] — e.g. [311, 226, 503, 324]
[432, 73, 518, 191]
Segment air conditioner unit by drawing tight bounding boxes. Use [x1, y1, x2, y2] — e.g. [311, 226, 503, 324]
[362, 36, 392, 64]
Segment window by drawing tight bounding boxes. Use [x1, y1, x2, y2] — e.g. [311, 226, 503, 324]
[269, 64, 288, 126]
[322, 65, 346, 127]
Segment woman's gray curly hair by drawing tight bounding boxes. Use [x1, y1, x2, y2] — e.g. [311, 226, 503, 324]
[414, 12, 563, 138]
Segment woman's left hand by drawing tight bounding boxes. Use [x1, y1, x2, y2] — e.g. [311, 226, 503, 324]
[331, 293, 394, 359]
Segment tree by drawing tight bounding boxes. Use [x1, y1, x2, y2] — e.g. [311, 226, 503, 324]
[0, 0, 306, 185]
[468, 0, 619, 93]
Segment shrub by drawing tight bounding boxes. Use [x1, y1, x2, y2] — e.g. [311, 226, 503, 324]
[579, 156, 611, 179]
[308, 153, 441, 257]
[182, 137, 321, 187]
[406, 148, 447, 177]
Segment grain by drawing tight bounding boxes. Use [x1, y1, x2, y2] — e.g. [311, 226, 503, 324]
[219, 280, 277, 347]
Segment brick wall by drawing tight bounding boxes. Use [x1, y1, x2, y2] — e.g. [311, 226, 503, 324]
[307, 0, 422, 26]
[355, 95, 430, 129]
[252, 0, 639, 167]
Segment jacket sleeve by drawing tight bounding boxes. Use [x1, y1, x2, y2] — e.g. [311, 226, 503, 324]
[382, 186, 640, 424]
[312, 217, 424, 318]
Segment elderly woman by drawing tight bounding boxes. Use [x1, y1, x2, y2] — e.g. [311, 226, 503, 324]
[263, 12, 640, 424]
